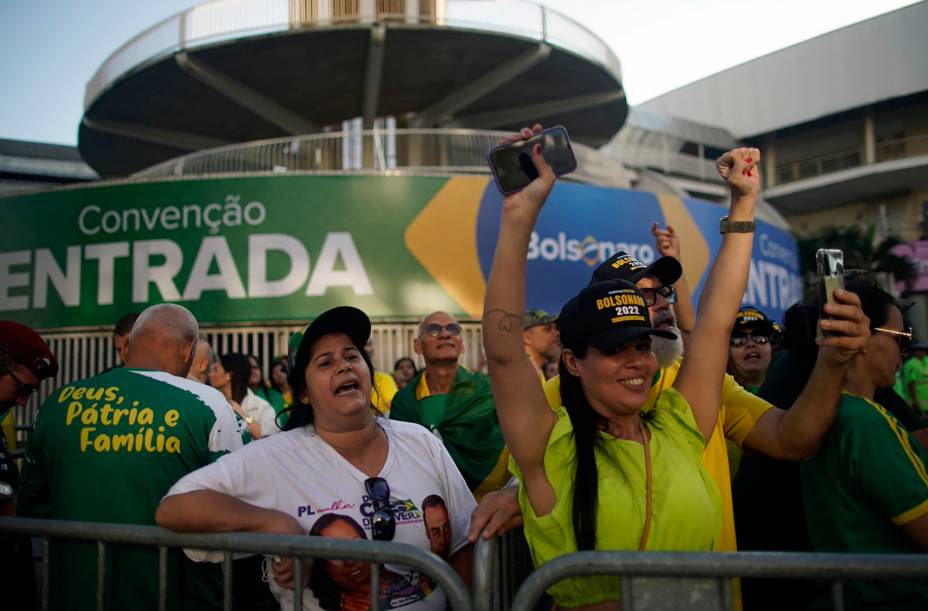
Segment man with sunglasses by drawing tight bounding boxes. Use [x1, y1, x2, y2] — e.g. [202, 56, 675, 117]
[0, 321, 58, 510]
[728, 307, 776, 393]
[0, 321, 58, 611]
[391, 312, 510, 500]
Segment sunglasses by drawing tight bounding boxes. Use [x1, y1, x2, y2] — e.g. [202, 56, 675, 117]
[874, 326, 913, 353]
[0, 347, 53, 379]
[730, 333, 771, 347]
[422, 323, 462, 338]
[1, 365, 38, 399]
[364, 477, 396, 541]
[639, 285, 677, 307]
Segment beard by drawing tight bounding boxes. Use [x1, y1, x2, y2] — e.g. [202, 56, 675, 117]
[652, 331, 684, 368]
[650, 307, 684, 368]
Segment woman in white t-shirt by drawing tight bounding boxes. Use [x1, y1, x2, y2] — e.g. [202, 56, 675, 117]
[209, 352, 279, 441]
[156, 306, 476, 611]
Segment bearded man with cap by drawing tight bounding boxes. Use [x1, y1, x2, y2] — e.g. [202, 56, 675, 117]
[522, 309, 559, 377]
[728, 307, 776, 393]
[0, 322, 58, 610]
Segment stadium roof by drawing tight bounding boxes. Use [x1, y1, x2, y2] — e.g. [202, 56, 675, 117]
[639, 1, 928, 138]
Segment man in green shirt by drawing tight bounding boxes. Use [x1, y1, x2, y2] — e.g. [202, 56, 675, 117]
[802, 393, 928, 609]
[18, 304, 243, 611]
[390, 311, 509, 500]
[0, 321, 58, 611]
[903, 343, 928, 413]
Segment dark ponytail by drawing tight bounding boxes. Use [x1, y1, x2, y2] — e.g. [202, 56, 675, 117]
[558, 351, 602, 551]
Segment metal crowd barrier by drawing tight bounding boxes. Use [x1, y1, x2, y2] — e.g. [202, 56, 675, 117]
[7, 517, 928, 611]
[0, 517, 472, 611]
[473, 532, 928, 611]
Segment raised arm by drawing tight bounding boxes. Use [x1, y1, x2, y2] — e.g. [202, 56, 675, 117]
[742, 289, 869, 459]
[674, 148, 759, 440]
[482, 125, 558, 516]
[652, 223, 695, 339]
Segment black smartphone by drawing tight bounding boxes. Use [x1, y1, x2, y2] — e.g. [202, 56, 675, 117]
[816, 248, 845, 337]
[486, 125, 578, 195]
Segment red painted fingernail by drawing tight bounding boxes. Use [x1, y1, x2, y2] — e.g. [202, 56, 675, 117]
[534, 144, 542, 155]
[747, 170, 753, 177]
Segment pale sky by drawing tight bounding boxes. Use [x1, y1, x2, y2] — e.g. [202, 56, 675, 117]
[0, 0, 919, 146]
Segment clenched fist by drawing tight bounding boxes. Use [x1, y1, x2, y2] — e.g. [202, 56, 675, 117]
[716, 147, 761, 200]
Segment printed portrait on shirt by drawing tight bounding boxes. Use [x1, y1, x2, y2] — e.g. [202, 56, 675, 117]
[421, 495, 452, 559]
[307, 512, 440, 610]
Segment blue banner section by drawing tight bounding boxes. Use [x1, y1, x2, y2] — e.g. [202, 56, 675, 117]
[476, 183, 801, 322]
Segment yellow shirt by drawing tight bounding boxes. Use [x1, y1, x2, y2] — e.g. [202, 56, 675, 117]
[1, 410, 15, 451]
[371, 370, 398, 415]
[543, 357, 772, 552]
[513, 389, 720, 607]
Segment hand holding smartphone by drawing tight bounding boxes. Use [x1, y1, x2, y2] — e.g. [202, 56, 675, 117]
[816, 248, 845, 337]
[487, 125, 577, 195]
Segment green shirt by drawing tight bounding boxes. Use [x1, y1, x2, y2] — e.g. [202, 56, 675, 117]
[390, 367, 510, 498]
[801, 393, 928, 610]
[18, 368, 243, 611]
[903, 357, 928, 409]
[511, 388, 721, 608]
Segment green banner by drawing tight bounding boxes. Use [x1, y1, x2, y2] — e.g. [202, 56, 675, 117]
[1, 175, 460, 328]
[2, 174, 800, 329]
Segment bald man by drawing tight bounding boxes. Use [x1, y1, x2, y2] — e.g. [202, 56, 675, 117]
[19, 304, 242, 611]
[186, 336, 214, 384]
[391, 311, 510, 500]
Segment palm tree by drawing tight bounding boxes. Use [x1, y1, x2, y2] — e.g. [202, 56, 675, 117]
[795, 225, 917, 292]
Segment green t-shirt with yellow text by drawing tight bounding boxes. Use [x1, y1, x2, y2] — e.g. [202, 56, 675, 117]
[18, 367, 243, 611]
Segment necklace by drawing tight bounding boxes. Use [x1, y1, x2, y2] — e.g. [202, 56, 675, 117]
[638, 418, 653, 551]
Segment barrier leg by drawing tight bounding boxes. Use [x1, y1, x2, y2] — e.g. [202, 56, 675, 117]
[42, 537, 50, 611]
[96, 541, 106, 611]
[831, 580, 844, 611]
[293, 556, 303, 611]
[371, 562, 380, 611]
[158, 545, 167, 611]
[223, 551, 233, 611]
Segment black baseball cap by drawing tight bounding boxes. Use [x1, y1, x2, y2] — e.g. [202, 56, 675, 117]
[557, 280, 677, 352]
[590, 251, 682, 287]
[288, 306, 371, 371]
[732, 307, 776, 337]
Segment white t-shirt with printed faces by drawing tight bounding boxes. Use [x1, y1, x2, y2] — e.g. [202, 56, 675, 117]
[167, 419, 476, 611]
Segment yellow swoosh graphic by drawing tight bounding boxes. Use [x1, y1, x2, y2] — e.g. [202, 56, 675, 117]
[656, 193, 710, 288]
[405, 176, 489, 318]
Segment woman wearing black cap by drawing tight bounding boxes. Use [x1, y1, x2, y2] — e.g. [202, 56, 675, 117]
[156, 306, 476, 610]
[481, 125, 865, 609]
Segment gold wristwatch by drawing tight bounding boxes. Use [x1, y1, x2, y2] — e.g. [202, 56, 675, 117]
[719, 216, 756, 234]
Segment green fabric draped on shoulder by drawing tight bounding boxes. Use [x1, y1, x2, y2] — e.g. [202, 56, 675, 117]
[391, 368, 505, 493]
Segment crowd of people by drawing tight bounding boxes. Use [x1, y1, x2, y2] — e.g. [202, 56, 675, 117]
[1, 125, 928, 611]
